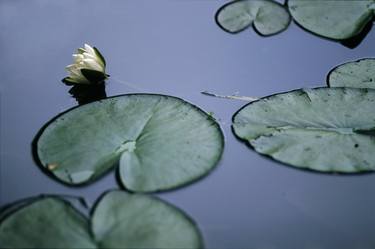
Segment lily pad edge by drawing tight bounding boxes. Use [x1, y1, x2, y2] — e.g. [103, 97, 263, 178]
[326, 57, 375, 88]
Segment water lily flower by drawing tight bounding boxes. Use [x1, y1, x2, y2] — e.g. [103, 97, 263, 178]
[62, 44, 108, 85]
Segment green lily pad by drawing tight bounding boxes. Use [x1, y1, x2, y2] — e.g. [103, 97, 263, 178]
[92, 191, 203, 248]
[215, 0, 291, 36]
[36, 94, 224, 192]
[232, 87, 375, 173]
[0, 191, 203, 249]
[0, 197, 94, 248]
[288, 0, 375, 40]
[327, 58, 375, 89]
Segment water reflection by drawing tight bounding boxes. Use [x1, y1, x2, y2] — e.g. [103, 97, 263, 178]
[68, 83, 107, 105]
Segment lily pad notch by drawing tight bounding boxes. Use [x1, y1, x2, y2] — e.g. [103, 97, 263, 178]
[215, 0, 374, 47]
[215, 0, 291, 36]
[0, 190, 203, 249]
[34, 94, 224, 192]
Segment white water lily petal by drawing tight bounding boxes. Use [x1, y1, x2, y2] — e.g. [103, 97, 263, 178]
[84, 44, 96, 56]
[73, 53, 84, 59]
[83, 58, 103, 72]
[64, 43, 107, 84]
[92, 50, 105, 67]
[65, 64, 76, 71]
[71, 70, 86, 80]
[66, 64, 90, 84]
[66, 64, 79, 74]
[73, 54, 84, 64]
[83, 52, 97, 60]
[70, 75, 90, 84]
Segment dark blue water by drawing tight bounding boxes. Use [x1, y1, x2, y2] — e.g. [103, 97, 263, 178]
[1, 1, 375, 248]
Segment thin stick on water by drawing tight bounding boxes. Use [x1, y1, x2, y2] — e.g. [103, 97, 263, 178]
[201, 90, 258, 102]
[110, 76, 148, 92]
[110, 78, 258, 102]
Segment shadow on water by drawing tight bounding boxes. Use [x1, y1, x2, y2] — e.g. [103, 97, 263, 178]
[68, 83, 107, 105]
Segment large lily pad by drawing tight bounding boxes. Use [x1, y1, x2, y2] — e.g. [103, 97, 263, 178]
[327, 58, 375, 89]
[233, 87, 375, 173]
[36, 94, 224, 192]
[0, 191, 203, 249]
[216, 0, 291, 36]
[288, 0, 375, 40]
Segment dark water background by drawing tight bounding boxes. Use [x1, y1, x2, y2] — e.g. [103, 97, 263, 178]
[1, 0, 375, 248]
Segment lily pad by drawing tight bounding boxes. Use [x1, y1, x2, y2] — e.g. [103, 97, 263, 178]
[0, 197, 94, 248]
[232, 87, 375, 173]
[215, 0, 291, 36]
[288, 0, 375, 40]
[327, 58, 375, 89]
[36, 94, 224, 192]
[0, 191, 203, 249]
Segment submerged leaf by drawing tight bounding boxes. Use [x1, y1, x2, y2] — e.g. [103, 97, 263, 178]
[216, 0, 291, 36]
[327, 58, 375, 89]
[36, 94, 224, 192]
[232, 87, 375, 173]
[288, 0, 374, 40]
[0, 191, 203, 249]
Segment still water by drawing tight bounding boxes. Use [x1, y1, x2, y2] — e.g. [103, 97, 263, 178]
[1, 1, 375, 248]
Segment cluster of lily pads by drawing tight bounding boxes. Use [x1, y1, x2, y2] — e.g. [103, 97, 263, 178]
[216, 0, 375, 45]
[1, 31, 374, 249]
[0, 191, 203, 248]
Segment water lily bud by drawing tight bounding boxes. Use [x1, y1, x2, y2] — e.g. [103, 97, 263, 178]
[62, 43, 108, 85]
